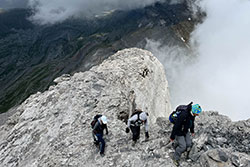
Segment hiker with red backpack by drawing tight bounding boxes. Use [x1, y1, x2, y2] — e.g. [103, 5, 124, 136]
[126, 109, 149, 146]
[169, 102, 202, 166]
[91, 115, 108, 157]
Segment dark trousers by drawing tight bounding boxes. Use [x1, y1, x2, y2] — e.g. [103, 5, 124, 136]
[95, 134, 105, 154]
[174, 132, 192, 161]
[130, 126, 140, 142]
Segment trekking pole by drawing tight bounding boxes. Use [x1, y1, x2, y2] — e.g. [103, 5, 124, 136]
[165, 139, 173, 149]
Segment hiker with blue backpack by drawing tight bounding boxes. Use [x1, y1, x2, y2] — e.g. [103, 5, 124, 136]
[126, 109, 149, 146]
[91, 115, 108, 157]
[169, 102, 202, 166]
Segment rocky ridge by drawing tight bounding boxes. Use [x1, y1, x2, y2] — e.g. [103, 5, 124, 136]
[0, 48, 249, 167]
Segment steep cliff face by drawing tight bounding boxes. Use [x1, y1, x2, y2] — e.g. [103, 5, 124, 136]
[0, 48, 249, 167]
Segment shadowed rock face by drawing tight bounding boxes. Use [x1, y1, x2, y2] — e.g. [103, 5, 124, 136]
[0, 48, 249, 167]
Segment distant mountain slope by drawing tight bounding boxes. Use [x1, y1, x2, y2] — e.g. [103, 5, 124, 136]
[0, 9, 34, 37]
[0, 1, 195, 114]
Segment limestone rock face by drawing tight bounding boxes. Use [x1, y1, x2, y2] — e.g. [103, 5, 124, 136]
[92, 48, 172, 123]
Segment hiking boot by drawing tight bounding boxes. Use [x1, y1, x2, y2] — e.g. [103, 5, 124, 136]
[132, 141, 136, 147]
[100, 153, 105, 157]
[169, 152, 180, 166]
[173, 159, 180, 166]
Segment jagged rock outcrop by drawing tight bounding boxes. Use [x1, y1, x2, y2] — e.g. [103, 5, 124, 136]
[190, 111, 250, 167]
[0, 48, 249, 167]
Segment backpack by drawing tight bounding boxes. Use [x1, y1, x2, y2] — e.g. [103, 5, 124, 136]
[90, 114, 102, 129]
[131, 110, 142, 118]
[131, 110, 145, 126]
[169, 105, 188, 124]
[169, 110, 181, 124]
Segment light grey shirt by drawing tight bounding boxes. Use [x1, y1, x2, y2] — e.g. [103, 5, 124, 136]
[127, 114, 149, 132]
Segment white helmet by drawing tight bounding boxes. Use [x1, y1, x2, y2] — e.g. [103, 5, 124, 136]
[101, 116, 108, 124]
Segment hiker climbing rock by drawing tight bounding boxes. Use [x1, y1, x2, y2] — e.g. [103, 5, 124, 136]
[169, 102, 202, 166]
[92, 115, 108, 156]
[126, 109, 149, 146]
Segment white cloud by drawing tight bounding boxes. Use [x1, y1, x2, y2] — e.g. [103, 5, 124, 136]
[27, 0, 164, 24]
[189, 0, 250, 121]
[147, 0, 250, 121]
[145, 39, 195, 112]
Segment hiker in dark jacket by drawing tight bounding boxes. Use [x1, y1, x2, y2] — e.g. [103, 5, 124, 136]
[170, 102, 202, 166]
[92, 115, 108, 156]
[126, 109, 149, 146]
